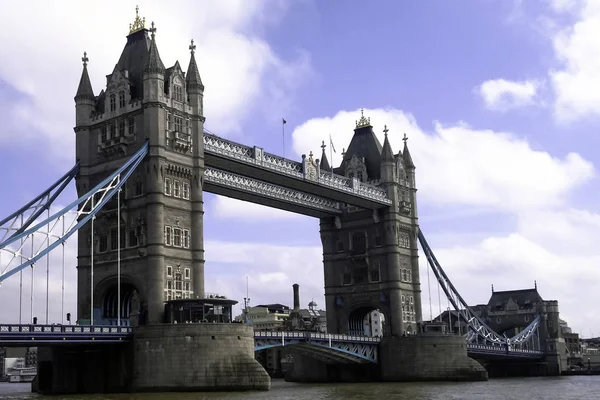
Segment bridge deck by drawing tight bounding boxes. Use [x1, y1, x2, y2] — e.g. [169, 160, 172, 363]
[203, 133, 392, 210]
[0, 324, 132, 346]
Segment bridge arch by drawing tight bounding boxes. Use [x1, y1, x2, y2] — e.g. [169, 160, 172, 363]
[95, 275, 144, 325]
[348, 306, 388, 337]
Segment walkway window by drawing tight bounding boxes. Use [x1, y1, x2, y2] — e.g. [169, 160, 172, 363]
[173, 228, 182, 247]
[128, 118, 135, 136]
[118, 120, 125, 137]
[183, 230, 190, 248]
[165, 226, 172, 246]
[173, 180, 181, 197]
[174, 85, 183, 102]
[119, 91, 125, 108]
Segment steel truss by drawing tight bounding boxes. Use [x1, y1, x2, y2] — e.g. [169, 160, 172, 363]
[418, 229, 541, 348]
[0, 164, 79, 246]
[0, 142, 149, 284]
[254, 331, 379, 363]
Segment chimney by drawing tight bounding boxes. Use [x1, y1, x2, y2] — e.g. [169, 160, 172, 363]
[292, 283, 300, 310]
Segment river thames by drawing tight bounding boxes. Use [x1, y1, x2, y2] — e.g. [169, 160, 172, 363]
[0, 377, 598, 399]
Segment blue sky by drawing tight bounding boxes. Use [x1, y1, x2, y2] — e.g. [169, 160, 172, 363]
[1, 0, 600, 336]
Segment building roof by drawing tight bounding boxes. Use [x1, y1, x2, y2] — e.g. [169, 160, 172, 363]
[114, 29, 151, 99]
[487, 288, 543, 308]
[334, 123, 383, 180]
[256, 303, 290, 313]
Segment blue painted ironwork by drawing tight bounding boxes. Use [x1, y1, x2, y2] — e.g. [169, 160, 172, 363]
[418, 229, 541, 348]
[0, 163, 79, 244]
[0, 143, 149, 284]
[0, 324, 132, 345]
[253, 331, 379, 363]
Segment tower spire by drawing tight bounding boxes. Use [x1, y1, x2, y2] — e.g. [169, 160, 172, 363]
[186, 38, 204, 91]
[402, 133, 415, 169]
[381, 124, 394, 162]
[144, 21, 165, 74]
[75, 51, 94, 100]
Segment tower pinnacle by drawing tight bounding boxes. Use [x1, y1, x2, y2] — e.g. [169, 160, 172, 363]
[75, 51, 94, 100]
[186, 38, 204, 91]
[129, 5, 146, 34]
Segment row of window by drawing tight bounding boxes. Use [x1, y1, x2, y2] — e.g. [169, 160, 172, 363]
[336, 231, 383, 253]
[99, 118, 135, 142]
[165, 179, 190, 199]
[403, 312, 416, 323]
[166, 112, 190, 133]
[164, 226, 190, 248]
[96, 228, 140, 253]
[402, 295, 415, 304]
[108, 91, 127, 112]
[166, 266, 190, 279]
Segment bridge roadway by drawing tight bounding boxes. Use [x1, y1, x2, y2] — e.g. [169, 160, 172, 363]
[202, 132, 392, 217]
[0, 324, 544, 361]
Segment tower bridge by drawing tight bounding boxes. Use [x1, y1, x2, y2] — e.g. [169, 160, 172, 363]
[0, 7, 568, 395]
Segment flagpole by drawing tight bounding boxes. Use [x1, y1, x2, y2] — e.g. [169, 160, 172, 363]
[330, 135, 333, 176]
[282, 118, 286, 158]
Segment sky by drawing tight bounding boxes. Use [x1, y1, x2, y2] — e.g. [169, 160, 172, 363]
[1, 0, 600, 337]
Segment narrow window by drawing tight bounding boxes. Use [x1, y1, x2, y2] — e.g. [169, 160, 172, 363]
[182, 182, 190, 199]
[164, 178, 172, 196]
[165, 226, 172, 246]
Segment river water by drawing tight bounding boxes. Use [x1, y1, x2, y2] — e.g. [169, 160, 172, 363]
[0, 377, 598, 399]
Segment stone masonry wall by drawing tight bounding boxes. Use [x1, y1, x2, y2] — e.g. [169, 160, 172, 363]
[379, 335, 488, 382]
[132, 323, 270, 391]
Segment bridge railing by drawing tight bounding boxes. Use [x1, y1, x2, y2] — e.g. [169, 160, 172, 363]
[254, 331, 381, 343]
[0, 324, 132, 335]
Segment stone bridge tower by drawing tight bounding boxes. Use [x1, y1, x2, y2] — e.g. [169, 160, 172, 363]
[73, 8, 205, 324]
[320, 111, 422, 337]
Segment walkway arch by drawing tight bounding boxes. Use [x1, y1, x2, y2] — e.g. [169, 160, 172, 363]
[348, 306, 387, 337]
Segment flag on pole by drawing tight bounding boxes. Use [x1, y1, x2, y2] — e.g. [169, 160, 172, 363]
[329, 134, 336, 153]
[282, 118, 287, 125]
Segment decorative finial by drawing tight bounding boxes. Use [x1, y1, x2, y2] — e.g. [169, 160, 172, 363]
[383, 125, 389, 136]
[189, 39, 196, 55]
[341, 148, 346, 157]
[403, 133, 408, 143]
[129, 5, 146, 34]
[534, 280, 537, 290]
[491, 284, 494, 293]
[355, 108, 371, 128]
[149, 21, 156, 39]
[321, 140, 326, 151]
[82, 51, 89, 67]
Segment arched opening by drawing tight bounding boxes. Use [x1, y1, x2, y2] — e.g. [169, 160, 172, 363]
[102, 283, 137, 325]
[348, 307, 387, 337]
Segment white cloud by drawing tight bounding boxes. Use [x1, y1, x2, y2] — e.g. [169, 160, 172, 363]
[549, 1, 600, 122]
[477, 79, 540, 111]
[0, 0, 311, 161]
[211, 196, 304, 221]
[291, 108, 594, 213]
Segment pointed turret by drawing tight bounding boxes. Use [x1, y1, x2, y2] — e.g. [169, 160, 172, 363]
[381, 125, 395, 162]
[319, 141, 331, 171]
[186, 39, 204, 117]
[144, 22, 165, 74]
[75, 52, 95, 101]
[186, 39, 204, 91]
[143, 21, 165, 103]
[75, 52, 95, 126]
[402, 133, 415, 169]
